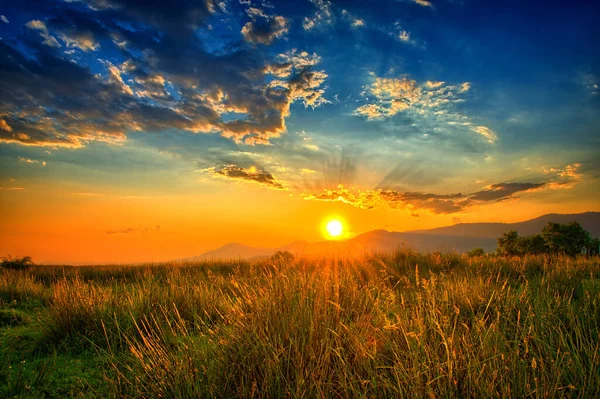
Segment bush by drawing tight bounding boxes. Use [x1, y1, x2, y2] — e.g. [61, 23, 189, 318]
[467, 248, 485, 257]
[1, 256, 34, 271]
[270, 250, 295, 264]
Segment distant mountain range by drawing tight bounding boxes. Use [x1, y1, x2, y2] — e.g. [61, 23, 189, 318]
[181, 212, 600, 261]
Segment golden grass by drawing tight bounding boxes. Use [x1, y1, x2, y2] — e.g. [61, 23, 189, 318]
[1, 251, 599, 398]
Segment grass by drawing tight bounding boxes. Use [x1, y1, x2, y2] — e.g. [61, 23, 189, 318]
[0, 250, 599, 398]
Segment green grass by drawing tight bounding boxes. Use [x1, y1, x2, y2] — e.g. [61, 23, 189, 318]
[1, 251, 599, 398]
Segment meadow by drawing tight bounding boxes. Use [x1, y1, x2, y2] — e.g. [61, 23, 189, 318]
[1, 250, 599, 398]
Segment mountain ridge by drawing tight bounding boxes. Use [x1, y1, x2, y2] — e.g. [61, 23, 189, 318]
[181, 212, 600, 261]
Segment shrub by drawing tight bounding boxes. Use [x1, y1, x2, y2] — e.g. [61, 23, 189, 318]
[467, 248, 485, 257]
[270, 250, 295, 264]
[1, 256, 34, 271]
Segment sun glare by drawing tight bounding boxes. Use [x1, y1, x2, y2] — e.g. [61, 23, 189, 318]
[325, 219, 344, 239]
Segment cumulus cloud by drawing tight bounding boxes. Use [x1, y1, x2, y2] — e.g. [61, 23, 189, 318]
[1, 1, 328, 148]
[203, 164, 286, 189]
[543, 163, 583, 189]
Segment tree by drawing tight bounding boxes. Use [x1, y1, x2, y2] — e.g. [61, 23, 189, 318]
[518, 234, 548, 255]
[586, 237, 600, 257]
[497, 231, 521, 256]
[1, 256, 34, 270]
[541, 222, 590, 257]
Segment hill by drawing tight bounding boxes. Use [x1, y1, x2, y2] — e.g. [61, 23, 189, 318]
[182, 212, 600, 260]
[412, 212, 600, 238]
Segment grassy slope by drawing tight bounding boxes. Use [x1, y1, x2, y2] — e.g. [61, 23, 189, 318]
[1, 252, 599, 398]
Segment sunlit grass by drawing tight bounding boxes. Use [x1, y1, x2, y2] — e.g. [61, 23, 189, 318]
[1, 252, 599, 397]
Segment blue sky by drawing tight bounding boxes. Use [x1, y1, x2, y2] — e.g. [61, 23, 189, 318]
[0, 0, 599, 225]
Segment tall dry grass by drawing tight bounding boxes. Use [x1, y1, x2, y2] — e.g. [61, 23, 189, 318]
[1, 252, 599, 397]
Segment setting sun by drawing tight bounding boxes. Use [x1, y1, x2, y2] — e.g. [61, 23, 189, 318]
[325, 219, 344, 239]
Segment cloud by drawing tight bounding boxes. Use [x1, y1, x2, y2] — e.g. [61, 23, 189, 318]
[471, 126, 498, 144]
[469, 183, 544, 201]
[543, 162, 583, 189]
[1, 15, 9, 24]
[303, 0, 332, 30]
[0, 119, 13, 132]
[25, 20, 61, 48]
[341, 10, 365, 29]
[106, 225, 168, 234]
[81, 0, 216, 35]
[354, 73, 498, 145]
[1, 2, 328, 148]
[18, 157, 47, 166]
[203, 164, 286, 189]
[301, 180, 548, 215]
[241, 13, 289, 45]
[581, 73, 599, 95]
[410, 0, 433, 7]
[59, 30, 99, 51]
[399, 30, 411, 42]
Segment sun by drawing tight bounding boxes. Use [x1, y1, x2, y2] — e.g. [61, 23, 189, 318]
[325, 219, 344, 239]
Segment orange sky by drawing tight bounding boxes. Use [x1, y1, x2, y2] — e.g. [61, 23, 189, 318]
[1, 177, 597, 264]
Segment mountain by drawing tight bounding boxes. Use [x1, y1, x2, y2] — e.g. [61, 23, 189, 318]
[412, 212, 600, 238]
[182, 212, 600, 260]
[184, 242, 273, 261]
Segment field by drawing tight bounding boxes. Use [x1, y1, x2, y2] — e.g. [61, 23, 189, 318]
[1, 250, 599, 398]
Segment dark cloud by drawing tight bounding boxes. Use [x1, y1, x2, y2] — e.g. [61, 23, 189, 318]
[242, 15, 289, 45]
[301, 181, 546, 214]
[469, 183, 544, 201]
[204, 164, 286, 189]
[0, 0, 327, 148]
[82, 0, 216, 35]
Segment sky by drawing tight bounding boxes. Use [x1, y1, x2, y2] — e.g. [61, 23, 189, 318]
[0, 0, 599, 264]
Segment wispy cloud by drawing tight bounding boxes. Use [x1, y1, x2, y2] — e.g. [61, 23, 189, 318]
[354, 73, 498, 144]
[408, 0, 433, 7]
[581, 73, 599, 95]
[303, 0, 333, 30]
[18, 157, 46, 166]
[25, 20, 61, 48]
[106, 225, 168, 234]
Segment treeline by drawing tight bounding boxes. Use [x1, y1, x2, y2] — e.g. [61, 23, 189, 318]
[497, 221, 599, 257]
